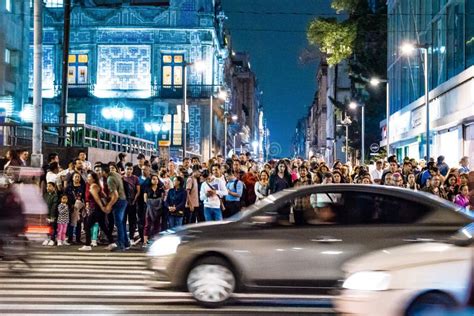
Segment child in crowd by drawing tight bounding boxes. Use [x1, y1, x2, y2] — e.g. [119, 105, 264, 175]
[455, 184, 471, 211]
[57, 195, 70, 246]
[42, 182, 59, 246]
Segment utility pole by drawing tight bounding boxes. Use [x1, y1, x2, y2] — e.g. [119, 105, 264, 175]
[31, 0, 43, 168]
[59, 0, 71, 146]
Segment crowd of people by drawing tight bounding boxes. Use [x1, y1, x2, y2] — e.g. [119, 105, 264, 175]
[0, 147, 473, 251]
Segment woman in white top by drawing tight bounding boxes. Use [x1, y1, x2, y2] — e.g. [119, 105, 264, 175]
[255, 170, 270, 200]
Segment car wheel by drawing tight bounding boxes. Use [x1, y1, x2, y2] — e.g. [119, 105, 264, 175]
[405, 292, 457, 316]
[186, 256, 236, 308]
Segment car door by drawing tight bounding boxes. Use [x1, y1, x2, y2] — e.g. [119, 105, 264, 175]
[236, 189, 361, 291]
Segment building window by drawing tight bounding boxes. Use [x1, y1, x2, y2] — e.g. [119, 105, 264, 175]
[4, 49, 11, 64]
[68, 54, 88, 85]
[6, 0, 11, 11]
[162, 53, 184, 88]
[45, 0, 63, 8]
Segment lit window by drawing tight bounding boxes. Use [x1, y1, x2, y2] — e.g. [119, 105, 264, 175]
[44, 0, 63, 7]
[161, 53, 184, 88]
[68, 53, 88, 85]
[4, 49, 11, 64]
[6, 0, 11, 12]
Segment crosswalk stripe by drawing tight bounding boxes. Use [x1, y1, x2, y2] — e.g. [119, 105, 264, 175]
[30, 255, 146, 261]
[0, 278, 146, 284]
[0, 304, 334, 313]
[0, 248, 335, 314]
[0, 284, 149, 290]
[13, 262, 146, 267]
[29, 251, 147, 257]
[0, 272, 146, 279]
[0, 267, 151, 274]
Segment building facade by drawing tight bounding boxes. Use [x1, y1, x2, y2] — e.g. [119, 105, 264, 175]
[384, 0, 474, 167]
[0, 0, 30, 122]
[224, 51, 262, 157]
[27, 0, 229, 160]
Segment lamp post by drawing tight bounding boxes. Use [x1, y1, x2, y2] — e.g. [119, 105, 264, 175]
[213, 89, 227, 159]
[144, 121, 170, 148]
[369, 78, 390, 156]
[349, 101, 365, 165]
[340, 114, 352, 163]
[101, 105, 134, 132]
[183, 60, 205, 160]
[400, 42, 431, 160]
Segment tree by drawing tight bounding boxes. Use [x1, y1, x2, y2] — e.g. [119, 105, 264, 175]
[307, 0, 387, 160]
[307, 18, 356, 66]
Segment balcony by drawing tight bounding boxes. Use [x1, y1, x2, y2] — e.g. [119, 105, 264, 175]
[29, 83, 219, 100]
[155, 84, 217, 99]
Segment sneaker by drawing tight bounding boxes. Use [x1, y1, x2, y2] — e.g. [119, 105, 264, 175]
[91, 240, 98, 247]
[57, 240, 63, 246]
[78, 245, 92, 251]
[105, 243, 117, 251]
[131, 238, 141, 246]
[63, 241, 70, 246]
[47, 240, 55, 246]
[42, 240, 49, 246]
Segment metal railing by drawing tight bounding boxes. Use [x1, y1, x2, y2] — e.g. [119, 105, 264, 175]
[0, 122, 158, 156]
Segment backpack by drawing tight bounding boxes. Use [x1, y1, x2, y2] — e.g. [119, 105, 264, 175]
[233, 179, 248, 207]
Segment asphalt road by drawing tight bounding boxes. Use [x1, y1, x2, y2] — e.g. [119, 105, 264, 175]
[0, 245, 335, 315]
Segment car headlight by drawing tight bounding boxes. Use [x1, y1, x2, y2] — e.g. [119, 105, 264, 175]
[342, 271, 391, 291]
[148, 235, 181, 257]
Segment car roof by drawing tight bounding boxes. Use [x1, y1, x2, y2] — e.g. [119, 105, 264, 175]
[243, 184, 472, 224]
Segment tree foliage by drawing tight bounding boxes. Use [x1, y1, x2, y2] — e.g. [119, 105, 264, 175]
[306, 0, 388, 160]
[307, 18, 356, 66]
[331, 0, 359, 13]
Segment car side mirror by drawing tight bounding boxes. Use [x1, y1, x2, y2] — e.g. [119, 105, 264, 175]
[250, 215, 277, 227]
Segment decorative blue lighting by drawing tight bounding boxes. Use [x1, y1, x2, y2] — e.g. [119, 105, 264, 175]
[20, 104, 34, 122]
[101, 105, 134, 121]
[95, 45, 151, 98]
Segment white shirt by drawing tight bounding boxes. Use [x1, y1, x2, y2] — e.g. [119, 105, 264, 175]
[370, 168, 383, 181]
[200, 177, 228, 209]
[46, 171, 58, 185]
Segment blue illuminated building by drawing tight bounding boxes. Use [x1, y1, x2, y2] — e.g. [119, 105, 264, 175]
[29, 0, 228, 158]
[384, 0, 474, 166]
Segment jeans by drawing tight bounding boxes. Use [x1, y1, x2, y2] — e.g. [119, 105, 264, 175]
[168, 216, 184, 229]
[112, 199, 129, 249]
[224, 201, 241, 218]
[84, 210, 113, 246]
[126, 202, 138, 240]
[204, 207, 223, 221]
[184, 207, 197, 225]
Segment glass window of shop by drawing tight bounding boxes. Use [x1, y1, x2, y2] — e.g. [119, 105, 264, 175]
[467, 0, 474, 67]
[388, 0, 474, 116]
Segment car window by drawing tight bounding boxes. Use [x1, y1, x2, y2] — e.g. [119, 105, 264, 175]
[267, 191, 432, 226]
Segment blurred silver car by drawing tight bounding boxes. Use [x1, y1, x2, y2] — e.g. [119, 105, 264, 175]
[147, 184, 472, 307]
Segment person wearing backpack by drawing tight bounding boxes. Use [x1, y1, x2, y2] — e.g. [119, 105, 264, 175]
[224, 170, 243, 218]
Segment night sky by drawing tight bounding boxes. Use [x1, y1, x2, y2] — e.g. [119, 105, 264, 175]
[222, 0, 335, 157]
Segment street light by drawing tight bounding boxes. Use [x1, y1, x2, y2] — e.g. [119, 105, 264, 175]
[101, 104, 134, 131]
[231, 114, 238, 121]
[349, 101, 365, 165]
[369, 77, 390, 156]
[400, 41, 431, 160]
[340, 114, 352, 163]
